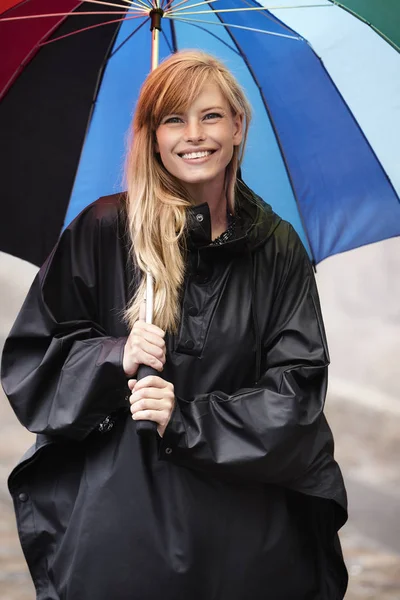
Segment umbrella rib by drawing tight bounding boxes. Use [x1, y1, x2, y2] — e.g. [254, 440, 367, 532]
[125, 1, 151, 10]
[162, 0, 176, 9]
[169, 6, 279, 16]
[78, 0, 143, 12]
[243, 2, 331, 7]
[134, 0, 154, 8]
[161, 0, 302, 42]
[165, 0, 218, 14]
[166, 14, 301, 39]
[235, 0, 325, 38]
[119, 0, 154, 8]
[119, 0, 152, 11]
[110, 15, 150, 55]
[329, 0, 399, 53]
[40, 14, 148, 45]
[169, 17, 178, 50]
[0, 11, 146, 21]
[169, 1, 331, 14]
[161, 27, 174, 52]
[176, 20, 241, 53]
[165, 0, 330, 12]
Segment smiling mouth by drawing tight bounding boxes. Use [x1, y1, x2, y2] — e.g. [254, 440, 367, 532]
[178, 150, 216, 160]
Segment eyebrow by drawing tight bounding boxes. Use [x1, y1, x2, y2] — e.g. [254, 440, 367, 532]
[163, 106, 225, 119]
[200, 106, 225, 113]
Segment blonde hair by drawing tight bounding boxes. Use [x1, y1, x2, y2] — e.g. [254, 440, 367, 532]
[124, 50, 252, 332]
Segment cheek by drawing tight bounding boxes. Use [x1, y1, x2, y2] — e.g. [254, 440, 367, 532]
[219, 133, 235, 160]
[156, 134, 176, 160]
[155, 137, 180, 175]
[158, 148, 175, 171]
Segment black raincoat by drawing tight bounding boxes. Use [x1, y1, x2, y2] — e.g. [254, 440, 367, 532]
[2, 182, 348, 600]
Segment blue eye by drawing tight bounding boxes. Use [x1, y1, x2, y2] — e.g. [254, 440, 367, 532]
[164, 116, 182, 124]
[204, 113, 222, 120]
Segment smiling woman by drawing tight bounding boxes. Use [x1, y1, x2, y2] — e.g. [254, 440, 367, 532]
[2, 50, 348, 600]
[125, 52, 252, 332]
[155, 85, 242, 194]
[155, 85, 243, 237]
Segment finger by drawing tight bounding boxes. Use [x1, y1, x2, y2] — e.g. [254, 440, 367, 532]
[132, 410, 158, 423]
[130, 387, 167, 404]
[128, 379, 137, 391]
[133, 319, 165, 340]
[134, 375, 167, 391]
[139, 301, 146, 321]
[131, 326, 166, 349]
[130, 398, 171, 413]
[127, 336, 165, 369]
[136, 338, 165, 361]
[134, 349, 165, 372]
[132, 409, 164, 424]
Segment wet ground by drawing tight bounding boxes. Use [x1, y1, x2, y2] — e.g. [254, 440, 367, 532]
[0, 390, 399, 599]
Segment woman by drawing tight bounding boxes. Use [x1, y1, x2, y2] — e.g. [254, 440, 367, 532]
[1, 51, 348, 600]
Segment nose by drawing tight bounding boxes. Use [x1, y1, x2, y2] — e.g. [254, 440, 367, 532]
[184, 119, 205, 143]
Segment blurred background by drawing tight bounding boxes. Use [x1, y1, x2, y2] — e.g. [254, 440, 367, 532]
[1, 236, 400, 599]
[1, 0, 400, 597]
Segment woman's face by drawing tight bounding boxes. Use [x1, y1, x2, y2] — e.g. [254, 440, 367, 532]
[155, 82, 243, 197]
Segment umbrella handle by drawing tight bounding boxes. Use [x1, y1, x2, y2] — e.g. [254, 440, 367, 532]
[135, 270, 158, 437]
[135, 364, 159, 436]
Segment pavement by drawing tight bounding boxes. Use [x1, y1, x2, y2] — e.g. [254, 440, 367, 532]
[0, 397, 35, 600]
[325, 397, 400, 599]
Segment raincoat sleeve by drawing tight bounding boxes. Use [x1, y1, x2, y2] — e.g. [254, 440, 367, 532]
[1, 201, 130, 441]
[160, 225, 340, 495]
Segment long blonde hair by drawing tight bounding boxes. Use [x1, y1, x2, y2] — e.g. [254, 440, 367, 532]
[124, 50, 251, 333]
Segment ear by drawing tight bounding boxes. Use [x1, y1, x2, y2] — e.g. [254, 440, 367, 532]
[232, 112, 244, 146]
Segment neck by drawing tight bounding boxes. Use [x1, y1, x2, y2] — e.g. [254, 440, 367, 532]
[184, 175, 228, 240]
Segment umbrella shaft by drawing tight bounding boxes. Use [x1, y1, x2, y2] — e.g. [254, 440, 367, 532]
[151, 28, 160, 71]
[145, 271, 154, 324]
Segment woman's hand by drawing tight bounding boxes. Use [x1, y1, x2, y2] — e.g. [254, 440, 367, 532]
[123, 304, 166, 377]
[128, 376, 175, 437]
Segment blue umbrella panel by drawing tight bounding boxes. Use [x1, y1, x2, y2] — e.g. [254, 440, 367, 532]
[67, 0, 400, 265]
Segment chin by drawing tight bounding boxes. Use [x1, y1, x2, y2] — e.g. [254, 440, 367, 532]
[177, 170, 223, 186]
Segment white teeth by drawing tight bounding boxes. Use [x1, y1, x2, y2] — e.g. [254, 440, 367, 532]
[181, 150, 213, 159]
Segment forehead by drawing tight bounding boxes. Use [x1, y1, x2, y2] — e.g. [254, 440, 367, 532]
[190, 82, 229, 109]
[159, 80, 230, 120]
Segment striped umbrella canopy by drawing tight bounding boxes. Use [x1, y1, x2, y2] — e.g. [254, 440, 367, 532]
[0, 0, 399, 266]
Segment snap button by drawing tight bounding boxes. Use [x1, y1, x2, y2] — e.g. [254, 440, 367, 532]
[165, 447, 173, 455]
[184, 339, 194, 350]
[18, 492, 28, 503]
[187, 306, 198, 317]
[196, 214, 204, 222]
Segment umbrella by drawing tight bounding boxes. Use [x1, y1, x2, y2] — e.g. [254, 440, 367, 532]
[0, 0, 399, 267]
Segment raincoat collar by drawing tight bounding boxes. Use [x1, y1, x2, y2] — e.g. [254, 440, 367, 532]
[186, 179, 280, 253]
